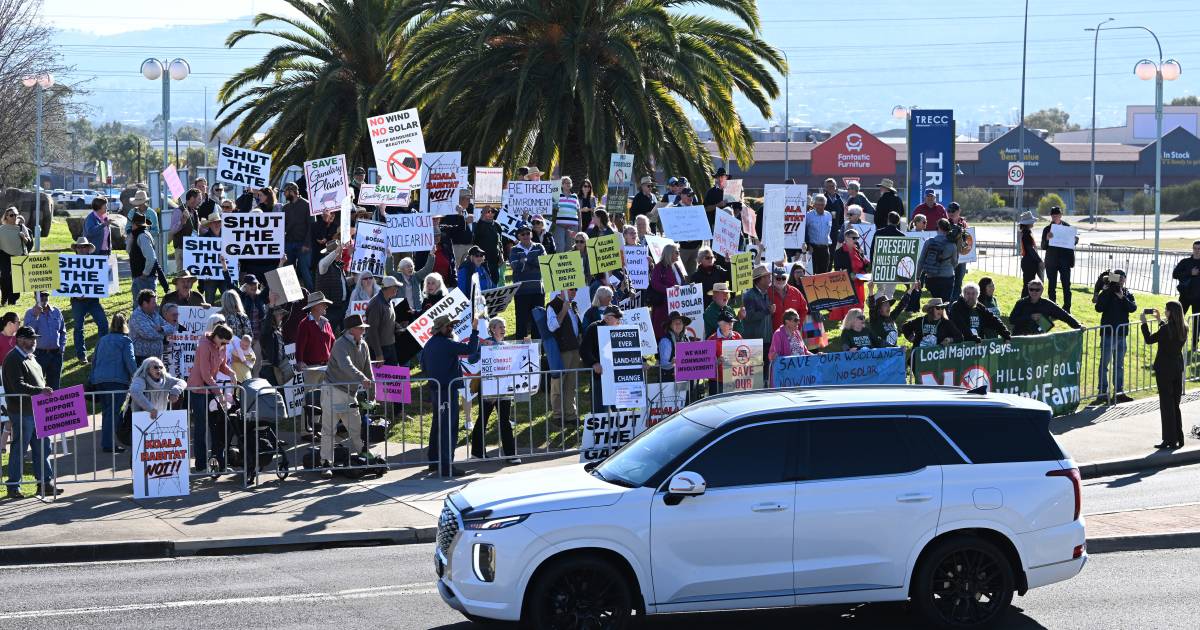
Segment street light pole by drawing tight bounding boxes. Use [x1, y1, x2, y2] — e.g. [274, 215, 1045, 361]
[1016, 0, 1029, 225]
[142, 57, 190, 267]
[1086, 18, 1115, 227]
[21, 74, 53, 252]
[781, 50, 790, 181]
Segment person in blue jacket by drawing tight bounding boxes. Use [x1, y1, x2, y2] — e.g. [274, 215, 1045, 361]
[420, 313, 482, 477]
[88, 313, 138, 453]
[507, 223, 546, 339]
[456, 246, 495, 295]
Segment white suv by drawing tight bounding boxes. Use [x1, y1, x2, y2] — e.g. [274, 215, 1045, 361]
[435, 386, 1086, 629]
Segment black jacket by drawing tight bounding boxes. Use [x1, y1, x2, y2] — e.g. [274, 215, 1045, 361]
[871, 224, 905, 260]
[690, 264, 730, 307]
[1041, 221, 1076, 268]
[1143, 322, 1185, 373]
[1172, 256, 1200, 301]
[441, 211, 474, 246]
[1094, 286, 1137, 332]
[949, 299, 1011, 341]
[900, 315, 963, 346]
[875, 191, 904, 229]
[283, 197, 313, 244]
[1009, 297, 1082, 336]
[3, 347, 45, 414]
[630, 191, 656, 221]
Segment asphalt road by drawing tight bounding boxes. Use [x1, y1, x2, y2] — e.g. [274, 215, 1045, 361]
[1082, 462, 1200, 515]
[1, 545, 1197, 630]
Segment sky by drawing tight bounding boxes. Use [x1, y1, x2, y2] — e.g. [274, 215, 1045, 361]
[43, 0, 1200, 136]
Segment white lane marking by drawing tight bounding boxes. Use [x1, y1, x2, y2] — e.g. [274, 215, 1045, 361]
[0, 582, 438, 620]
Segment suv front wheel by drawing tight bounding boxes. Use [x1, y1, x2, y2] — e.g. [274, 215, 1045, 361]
[525, 554, 634, 630]
[913, 535, 1015, 629]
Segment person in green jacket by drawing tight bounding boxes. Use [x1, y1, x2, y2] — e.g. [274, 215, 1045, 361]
[703, 282, 744, 337]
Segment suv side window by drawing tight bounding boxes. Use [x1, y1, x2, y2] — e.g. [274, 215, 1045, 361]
[899, 417, 967, 466]
[804, 418, 921, 481]
[682, 422, 795, 489]
[931, 409, 1064, 464]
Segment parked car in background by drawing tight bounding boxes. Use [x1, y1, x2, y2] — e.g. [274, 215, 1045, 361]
[69, 189, 102, 208]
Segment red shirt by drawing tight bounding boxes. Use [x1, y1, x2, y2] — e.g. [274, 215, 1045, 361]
[914, 202, 948, 226]
[769, 284, 809, 331]
[0, 334, 15, 362]
[294, 315, 335, 366]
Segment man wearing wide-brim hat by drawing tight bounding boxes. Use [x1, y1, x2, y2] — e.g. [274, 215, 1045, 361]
[319, 312, 376, 478]
[874, 178, 905, 230]
[67, 237, 110, 364]
[740, 264, 774, 346]
[124, 189, 160, 240]
[160, 269, 206, 310]
[703, 282, 743, 336]
[128, 211, 161, 300]
[4, 325, 58, 499]
[295, 291, 336, 371]
[631, 175, 658, 223]
[900, 297, 964, 347]
[168, 186, 203, 271]
[365, 275, 401, 365]
[420, 309, 485, 477]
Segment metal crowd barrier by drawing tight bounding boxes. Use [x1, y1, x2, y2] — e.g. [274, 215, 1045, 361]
[973, 240, 1191, 295]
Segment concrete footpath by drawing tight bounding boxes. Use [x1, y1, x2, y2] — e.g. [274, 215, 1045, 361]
[1, 396, 1197, 564]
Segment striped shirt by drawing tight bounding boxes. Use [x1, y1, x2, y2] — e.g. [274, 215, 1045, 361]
[555, 194, 580, 228]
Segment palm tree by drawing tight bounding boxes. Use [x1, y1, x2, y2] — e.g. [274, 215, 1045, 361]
[392, 0, 783, 196]
[214, 0, 427, 178]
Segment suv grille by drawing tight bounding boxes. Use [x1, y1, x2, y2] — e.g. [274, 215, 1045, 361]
[437, 503, 459, 555]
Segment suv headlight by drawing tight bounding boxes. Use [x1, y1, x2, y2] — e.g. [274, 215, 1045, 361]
[462, 514, 529, 531]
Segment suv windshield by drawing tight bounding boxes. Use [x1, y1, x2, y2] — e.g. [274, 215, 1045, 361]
[594, 416, 708, 487]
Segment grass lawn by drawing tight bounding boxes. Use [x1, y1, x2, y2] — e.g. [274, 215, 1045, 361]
[1101, 237, 1198, 251]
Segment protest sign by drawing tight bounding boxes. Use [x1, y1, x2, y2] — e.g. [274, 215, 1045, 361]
[32, 384, 87, 438]
[164, 306, 216, 379]
[493, 207, 525, 242]
[606, 153, 634, 214]
[419, 151, 462, 216]
[666, 283, 706, 339]
[221, 212, 284, 261]
[725, 179, 744, 202]
[579, 410, 644, 462]
[304, 154, 350, 214]
[347, 300, 370, 318]
[1047, 224, 1077, 250]
[107, 252, 119, 294]
[407, 288, 470, 346]
[586, 233, 623, 274]
[386, 212, 434, 253]
[374, 365, 412, 404]
[623, 245, 650, 289]
[674, 340, 717, 380]
[644, 235, 671, 263]
[264, 265, 304, 304]
[644, 382, 689, 428]
[719, 338, 763, 392]
[914, 331, 1083, 415]
[711, 209, 742, 258]
[772, 347, 906, 387]
[872, 236, 921, 283]
[539, 251, 586, 292]
[599, 325, 646, 408]
[621, 307, 658, 355]
[800, 271, 858, 311]
[847, 222, 876, 253]
[482, 284, 521, 317]
[764, 184, 808, 250]
[729, 252, 753, 293]
[358, 183, 411, 207]
[339, 196, 353, 244]
[216, 144, 271, 189]
[350, 219, 387, 275]
[53, 254, 111, 298]
[474, 167, 504, 205]
[162, 164, 185, 200]
[741, 206, 758, 239]
[658, 205, 712, 242]
[11, 254, 58, 293]
[281, 343, 305, 417]
[958, 226, 978, 264]
[760, 186, 786, 262]
[181, 236, 225, 280]
[905, 230, 938, 250]
[368, 108, 426, 187]
[506, 181, 556, 217]
[480, 343, 540, 396]
[131, 410, 190, 499]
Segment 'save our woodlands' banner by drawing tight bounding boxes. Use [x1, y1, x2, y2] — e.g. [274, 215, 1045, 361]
[912, 331, 1083, 416]
[606, 153, 633, 213]
[221, 212, 284, 261]
[772, 347, 906, 387]
[53, 254, 111, 298]
[182, 236, 224, 280]
[872, 236, 920, 283]
[216, 144, 271, 189]
[304, 154, 350, 214]
[368, 108, 426, 188]
[132, 410, 191, 499]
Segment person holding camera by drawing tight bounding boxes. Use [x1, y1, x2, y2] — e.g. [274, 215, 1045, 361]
[1093, 269, 1137, 405]
[1172, 240, 1200, 334]
[1142, 303, 1188, 449]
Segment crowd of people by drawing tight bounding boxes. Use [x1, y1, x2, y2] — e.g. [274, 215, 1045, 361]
[2, 166, 1196, 492]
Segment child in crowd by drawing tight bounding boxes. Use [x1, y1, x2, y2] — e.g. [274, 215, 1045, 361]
[229, 334, 256, 382]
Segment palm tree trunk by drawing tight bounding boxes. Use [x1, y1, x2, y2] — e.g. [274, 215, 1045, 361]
[560, 115, 591, 192]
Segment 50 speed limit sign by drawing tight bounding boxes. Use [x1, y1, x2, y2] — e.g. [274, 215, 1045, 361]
[1007, 162, 1025, 187]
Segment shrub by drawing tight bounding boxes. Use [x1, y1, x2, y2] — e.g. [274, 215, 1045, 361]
[1037, 193, 1066, 215]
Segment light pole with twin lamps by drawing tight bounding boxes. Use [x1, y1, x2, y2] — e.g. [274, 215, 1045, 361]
[140, 58, 190, 264]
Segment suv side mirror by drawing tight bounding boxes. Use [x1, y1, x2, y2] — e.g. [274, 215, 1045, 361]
[664, 471, 706, 505]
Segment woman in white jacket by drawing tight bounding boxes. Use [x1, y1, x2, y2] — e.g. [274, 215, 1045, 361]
[127, 357, 186, 419]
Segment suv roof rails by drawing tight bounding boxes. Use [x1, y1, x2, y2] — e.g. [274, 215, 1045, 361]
[967, 385, 989, 395]
[698, 384, 976, 405]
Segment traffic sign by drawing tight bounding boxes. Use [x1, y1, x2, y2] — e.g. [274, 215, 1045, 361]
[1007, 162, 1025, 187]
[1094, 174, 1103, 187]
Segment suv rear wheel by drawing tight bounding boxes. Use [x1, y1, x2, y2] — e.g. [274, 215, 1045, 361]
[525, 554, 633, 630]
[913, 535, 1015, 629]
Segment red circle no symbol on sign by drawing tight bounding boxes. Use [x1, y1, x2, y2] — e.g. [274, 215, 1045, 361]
[386, 149, 420, 184]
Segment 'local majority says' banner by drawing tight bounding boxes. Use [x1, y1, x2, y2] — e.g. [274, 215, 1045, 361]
[912, 330, 1083, 416]
[772, 347, 906, 387]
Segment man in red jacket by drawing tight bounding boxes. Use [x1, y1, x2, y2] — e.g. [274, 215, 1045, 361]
[913, 189, 947, 225]
[769, 266, 808, 331]
[294, 292, 335, 369]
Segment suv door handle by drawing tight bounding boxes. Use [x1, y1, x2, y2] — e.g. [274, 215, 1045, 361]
[751, 502, 787, 513]
[896, 493, 934, 503]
